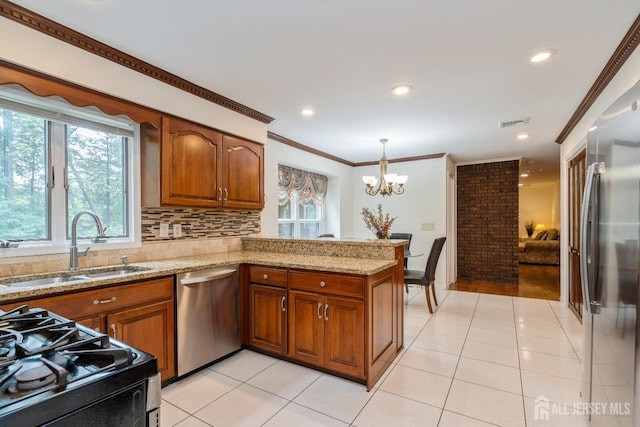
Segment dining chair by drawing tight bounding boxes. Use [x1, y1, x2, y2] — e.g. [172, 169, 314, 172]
[390, 233, 412, 291]
[404, 237, 446, 313]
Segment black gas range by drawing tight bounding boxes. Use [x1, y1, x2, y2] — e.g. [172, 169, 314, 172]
[0, 305, 161, 426]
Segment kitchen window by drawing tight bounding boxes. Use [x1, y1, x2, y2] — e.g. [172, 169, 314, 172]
[277, 165, 327, 238]
[0, 85, 139, 254]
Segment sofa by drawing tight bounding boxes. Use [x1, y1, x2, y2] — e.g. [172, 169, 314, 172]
[519, 228, 560, 265]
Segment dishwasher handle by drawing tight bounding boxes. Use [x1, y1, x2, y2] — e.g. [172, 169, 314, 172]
[179, 268, 238, 285]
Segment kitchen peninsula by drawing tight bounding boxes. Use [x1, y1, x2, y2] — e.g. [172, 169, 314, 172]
[0, 237, 406, 390]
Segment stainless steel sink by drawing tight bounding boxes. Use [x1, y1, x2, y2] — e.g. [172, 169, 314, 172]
[2, 266, 151, 287]
[4, 274, 91, 288]
[84, 266, 150, 278]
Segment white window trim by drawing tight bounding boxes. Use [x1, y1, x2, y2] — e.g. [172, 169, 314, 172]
[278, 199, 323, 238]
[0, 88, 142, 258]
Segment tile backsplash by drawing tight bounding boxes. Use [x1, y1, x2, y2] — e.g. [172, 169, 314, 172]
[141, 207, 261, 241]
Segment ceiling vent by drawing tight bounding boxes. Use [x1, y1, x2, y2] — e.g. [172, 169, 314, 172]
[499, 117, 530, 128]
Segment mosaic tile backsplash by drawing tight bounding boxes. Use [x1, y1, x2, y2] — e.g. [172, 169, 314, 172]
[141, 207, 261, 241]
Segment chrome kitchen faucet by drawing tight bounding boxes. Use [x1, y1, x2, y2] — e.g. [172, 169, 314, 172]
[69, 211, 107, 271]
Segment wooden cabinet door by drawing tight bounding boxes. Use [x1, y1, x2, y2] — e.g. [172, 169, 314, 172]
[108, 300, 176, 383]
[288, 291, 323, 366]
[161, 116, 223, 207]
[76, 315, 105, 334]
[222, 135, 264, 209]
[324, 296, 364, 378]
[248, 284, 287, 355]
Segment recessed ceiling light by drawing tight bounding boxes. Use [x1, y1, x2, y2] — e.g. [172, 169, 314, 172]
[518, 183, 524, 187]
[520, 173, 529, 178]
[517, 133, 529, 140]
[530, 49, 556, 63]
[301, 108, 314, 116]
[589, 126, 598, 132]
[391, 84, 412, 95]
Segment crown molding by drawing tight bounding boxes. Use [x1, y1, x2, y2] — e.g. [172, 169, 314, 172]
[267, 132, 354, 166]
[268, 131, 444, 167]
[556, 14, 640, 143]
[354, 152, 445, 167]
[0, 0, 274, 124]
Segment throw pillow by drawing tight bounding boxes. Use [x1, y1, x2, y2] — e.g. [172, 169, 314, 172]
[546, 229, 559, 240]
[534, 230, 548, 240]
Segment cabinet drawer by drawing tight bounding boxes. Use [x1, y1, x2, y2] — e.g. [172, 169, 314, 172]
[10, 276, 174, 320]
[289, 271, 363, 297]
[249, 266, 287, 288]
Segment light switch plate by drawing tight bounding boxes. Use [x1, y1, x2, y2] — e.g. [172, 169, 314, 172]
[159, 223, 169, 238]
[173, 223, 182, 238]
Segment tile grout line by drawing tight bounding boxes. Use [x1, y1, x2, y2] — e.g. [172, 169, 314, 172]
[512, 296, 529, 427]
[435, 291, 479, 426]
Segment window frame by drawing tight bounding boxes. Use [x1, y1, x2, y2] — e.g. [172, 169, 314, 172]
[0, 88, 142, 257]
[278, 198, 323, 238]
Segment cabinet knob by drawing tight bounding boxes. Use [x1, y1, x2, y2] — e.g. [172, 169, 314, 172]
[263, 274, 269, 280]
[319, 281, 326, 287]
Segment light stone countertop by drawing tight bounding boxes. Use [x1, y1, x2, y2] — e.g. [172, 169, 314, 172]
[0, 250, 396, 302]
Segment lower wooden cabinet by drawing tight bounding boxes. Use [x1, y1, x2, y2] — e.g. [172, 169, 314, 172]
[288, 290, 364, 378]
[242, 264, 399, 390]
[247, 283, 287, 355]
[0, 276, 176, 384]
[108, 299, 175, 383]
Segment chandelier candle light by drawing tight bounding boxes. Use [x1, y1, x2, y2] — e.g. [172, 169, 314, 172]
[362, 139, 408, 196]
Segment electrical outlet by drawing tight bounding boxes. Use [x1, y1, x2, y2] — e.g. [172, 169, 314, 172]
[173, 223, 182, 238]
[159, 223, 169, 238]
[421, 222, 435, 231]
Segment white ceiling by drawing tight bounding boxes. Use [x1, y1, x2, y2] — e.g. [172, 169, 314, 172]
[10, 0, 640, 184]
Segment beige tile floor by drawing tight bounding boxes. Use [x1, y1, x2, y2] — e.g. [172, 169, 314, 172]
[161, 287, 588, 426]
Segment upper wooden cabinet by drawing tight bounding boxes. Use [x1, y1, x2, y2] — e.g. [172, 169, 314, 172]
[222, 135, 264, 209]
[161, 116, 264, 209]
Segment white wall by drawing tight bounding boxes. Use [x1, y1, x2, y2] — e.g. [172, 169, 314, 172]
[519, 181, 560, 238]
[352, 157, 448, 288]
[559, 47, 640, 304]
[262, 139, 354, 237]
[0, 18, 266, 142]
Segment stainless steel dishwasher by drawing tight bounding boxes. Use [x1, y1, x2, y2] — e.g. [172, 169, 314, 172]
[176, 264, 241, 377]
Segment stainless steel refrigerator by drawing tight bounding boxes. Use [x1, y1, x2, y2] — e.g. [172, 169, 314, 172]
[581, 80, 640, 426]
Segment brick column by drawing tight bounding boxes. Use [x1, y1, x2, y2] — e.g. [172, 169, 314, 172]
[456, 160, 519, 283]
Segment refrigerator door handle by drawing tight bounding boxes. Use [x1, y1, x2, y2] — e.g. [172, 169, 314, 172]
[580, 161, 603, 314]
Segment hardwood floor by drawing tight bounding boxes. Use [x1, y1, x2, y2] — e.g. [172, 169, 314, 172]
[449, 263, 560, 300]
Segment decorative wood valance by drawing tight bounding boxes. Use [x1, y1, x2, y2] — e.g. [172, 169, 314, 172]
[0, 60, 162, 128]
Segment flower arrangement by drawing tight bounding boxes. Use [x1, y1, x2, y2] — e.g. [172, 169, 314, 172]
[361, 204, 396, 239]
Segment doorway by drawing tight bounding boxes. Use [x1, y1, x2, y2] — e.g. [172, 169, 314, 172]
[567, 149, 586, 319]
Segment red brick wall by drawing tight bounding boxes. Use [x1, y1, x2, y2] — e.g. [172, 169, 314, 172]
[457, 160, 519, 283]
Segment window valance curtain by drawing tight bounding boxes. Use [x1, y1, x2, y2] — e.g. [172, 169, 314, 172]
[278, 165, 328, 206]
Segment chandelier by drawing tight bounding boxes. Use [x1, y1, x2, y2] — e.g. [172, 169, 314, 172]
[362, 139, 408, 197]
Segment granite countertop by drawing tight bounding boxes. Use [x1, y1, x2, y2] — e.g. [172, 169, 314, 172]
[0, 251, 396, 302]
